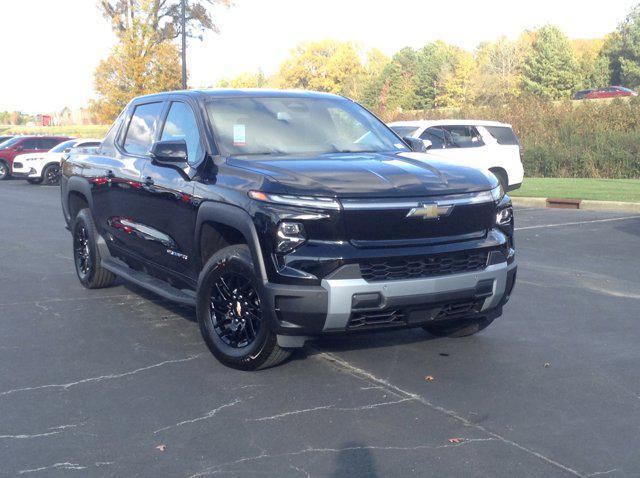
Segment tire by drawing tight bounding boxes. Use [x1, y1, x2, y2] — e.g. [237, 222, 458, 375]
[0, 162, 9, 180]
[42, 163, 61, 186]
[423, 317, 495, 338]
[491, 170, 508, 191]
[196, 244, 291, 371]
[27, 178, 43, 185]
[72, 209, 116, 289]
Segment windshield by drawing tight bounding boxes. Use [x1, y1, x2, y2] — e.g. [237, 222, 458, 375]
[390, 126, 419, 137]
[51, 140, 77, 153]
[206, 97, 409, 156]
[0, 137, 22, 150]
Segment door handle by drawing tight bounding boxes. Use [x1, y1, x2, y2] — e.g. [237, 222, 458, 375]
[144, 176, 154, 186]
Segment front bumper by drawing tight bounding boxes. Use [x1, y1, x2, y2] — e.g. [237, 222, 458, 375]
[264, 260, 517, 345]
[11, 164, 39, 178]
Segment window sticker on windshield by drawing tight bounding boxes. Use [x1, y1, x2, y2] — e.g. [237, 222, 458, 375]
[233, 124, 246, 146]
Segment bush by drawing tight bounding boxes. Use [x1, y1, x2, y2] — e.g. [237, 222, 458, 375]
[390, 96, 640, 178]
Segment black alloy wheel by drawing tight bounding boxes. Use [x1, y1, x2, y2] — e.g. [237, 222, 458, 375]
[210, 271, 262, 348]
[43, 164, 61, 185]
[74, 223, 92, 279]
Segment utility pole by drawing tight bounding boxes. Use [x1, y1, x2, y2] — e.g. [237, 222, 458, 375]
[181, 0, 187, 89]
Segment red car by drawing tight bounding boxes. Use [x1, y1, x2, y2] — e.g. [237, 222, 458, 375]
[584, 86, 638, 99]
[0, 136, 70, 180]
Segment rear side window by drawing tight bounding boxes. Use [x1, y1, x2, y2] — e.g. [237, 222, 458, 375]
[21, 138, 39, 149]
[123, 102, 164, 155]
[39, 138, 61, 150]
[484, 126, 520, 146]
[441, 126, 484, 148]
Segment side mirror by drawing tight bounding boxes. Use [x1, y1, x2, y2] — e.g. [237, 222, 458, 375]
[421, 139, 433, 150]
[14, 145, 23, 152]
[63, 148, 72, 153]
[149, 140, 188, 166]
[403, 136, 427, 153]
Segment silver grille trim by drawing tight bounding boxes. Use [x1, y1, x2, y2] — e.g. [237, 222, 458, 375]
[340, 190, 494, 210]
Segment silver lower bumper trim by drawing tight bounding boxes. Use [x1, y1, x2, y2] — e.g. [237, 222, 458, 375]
[321, 262, 515, 331]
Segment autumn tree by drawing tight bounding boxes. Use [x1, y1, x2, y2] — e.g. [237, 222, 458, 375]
[92, 0, 230, 122]
[278, 40, 366, 98]
[217, 70, 269, 88]
[600, 6, 640, 88]
[521, 25, 580, 99]
[472, 37, 526, 105]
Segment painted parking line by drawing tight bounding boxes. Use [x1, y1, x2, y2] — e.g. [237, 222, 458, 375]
[515, 215, 640, 231]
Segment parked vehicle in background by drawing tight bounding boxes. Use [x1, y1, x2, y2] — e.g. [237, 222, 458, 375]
[12, 138, 102, 185]
[584, 86, 638, 99]
[388, 120, 524, 191]
[573, 89, 594, 100]
[61, 89, 516, 370]
[0, 135, 13, 146]
[0, 136, 69, 180]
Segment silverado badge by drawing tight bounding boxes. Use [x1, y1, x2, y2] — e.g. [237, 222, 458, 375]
[406, 203, 454, 220]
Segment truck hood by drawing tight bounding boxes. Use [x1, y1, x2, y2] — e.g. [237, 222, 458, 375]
[227, 151, 496, 198]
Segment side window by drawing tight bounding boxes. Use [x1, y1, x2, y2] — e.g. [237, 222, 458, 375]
[441, 126, 484, 148]
[160, 102, 203, 164]
[123, 102, 164, 155]
[39, 138, 59, 150]
[21, 138, 40, 149]
[420, 127, 446, 149]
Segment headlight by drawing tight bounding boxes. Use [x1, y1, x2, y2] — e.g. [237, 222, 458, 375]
[276, 221, 306, 253]
[490, 184, 504, 202]
[249, 191, 340, 210]
[496, 206, 513, 226]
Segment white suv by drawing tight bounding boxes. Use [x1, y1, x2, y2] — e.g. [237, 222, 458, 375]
[12, 138, 102, 185]
[388, 120, 524, 191]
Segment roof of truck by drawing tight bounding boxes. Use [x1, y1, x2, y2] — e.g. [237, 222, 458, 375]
[133, 89, 346, 102]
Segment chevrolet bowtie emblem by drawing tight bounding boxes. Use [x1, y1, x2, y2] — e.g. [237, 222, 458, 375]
[406, 203, 454, 220]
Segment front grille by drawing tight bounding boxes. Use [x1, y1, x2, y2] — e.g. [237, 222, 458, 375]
[347, 299, 483, 330]
[359, 250, 488, 282]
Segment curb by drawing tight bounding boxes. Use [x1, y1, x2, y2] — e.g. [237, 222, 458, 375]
[512, 196, 640, 213]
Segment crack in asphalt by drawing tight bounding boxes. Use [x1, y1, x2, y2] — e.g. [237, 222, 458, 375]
[188, 438, 498, 477]
[314, 350, 589, 478]
[0, 355, 202, 397]
[153, 399, 242, 434]
[0, 424, 78, 440]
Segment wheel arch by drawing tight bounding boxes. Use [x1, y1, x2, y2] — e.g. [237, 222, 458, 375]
[195, 201, 268, 283]
[65, 176, 94, 225]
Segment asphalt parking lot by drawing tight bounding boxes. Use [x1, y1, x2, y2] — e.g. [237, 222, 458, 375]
[1, 180, 639, 477]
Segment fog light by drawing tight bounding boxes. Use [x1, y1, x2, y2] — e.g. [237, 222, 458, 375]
[276, 222, 306, 253]
[496, 207, 513, 226]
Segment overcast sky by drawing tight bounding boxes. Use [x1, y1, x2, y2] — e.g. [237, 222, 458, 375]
[2, 0, 638, 113]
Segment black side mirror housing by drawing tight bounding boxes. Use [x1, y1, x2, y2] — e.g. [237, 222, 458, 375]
[149, 140, 188, 166]
[402, 136, 427, 153]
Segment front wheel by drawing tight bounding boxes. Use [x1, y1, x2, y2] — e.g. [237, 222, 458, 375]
[0, 162, 9, 180]
[196, 244, 291, 370]
[42, 163, 61, 185]
[423, 317, 495, 338]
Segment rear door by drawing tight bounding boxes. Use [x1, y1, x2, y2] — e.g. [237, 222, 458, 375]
[93, 100, 166, 260]
[137, 98, 204, 282]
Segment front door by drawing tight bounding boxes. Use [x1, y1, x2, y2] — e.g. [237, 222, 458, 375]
[137, 100, 204, 284]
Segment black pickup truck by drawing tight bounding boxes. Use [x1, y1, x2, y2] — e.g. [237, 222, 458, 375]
[61, 89, 517, 370]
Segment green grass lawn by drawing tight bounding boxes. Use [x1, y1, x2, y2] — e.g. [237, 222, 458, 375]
[0, 124, 110, 138]
[511, 178, 640, 202]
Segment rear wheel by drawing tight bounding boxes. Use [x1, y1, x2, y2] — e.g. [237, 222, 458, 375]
[197, 244, 291, 370]
[0, 162, 9, 180]
[72, 209, 116, 289]
[423, 317, 495, 338]
[42, 163, 61, 185]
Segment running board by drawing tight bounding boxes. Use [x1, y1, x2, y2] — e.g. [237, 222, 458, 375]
[102, 257, 197, 307]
